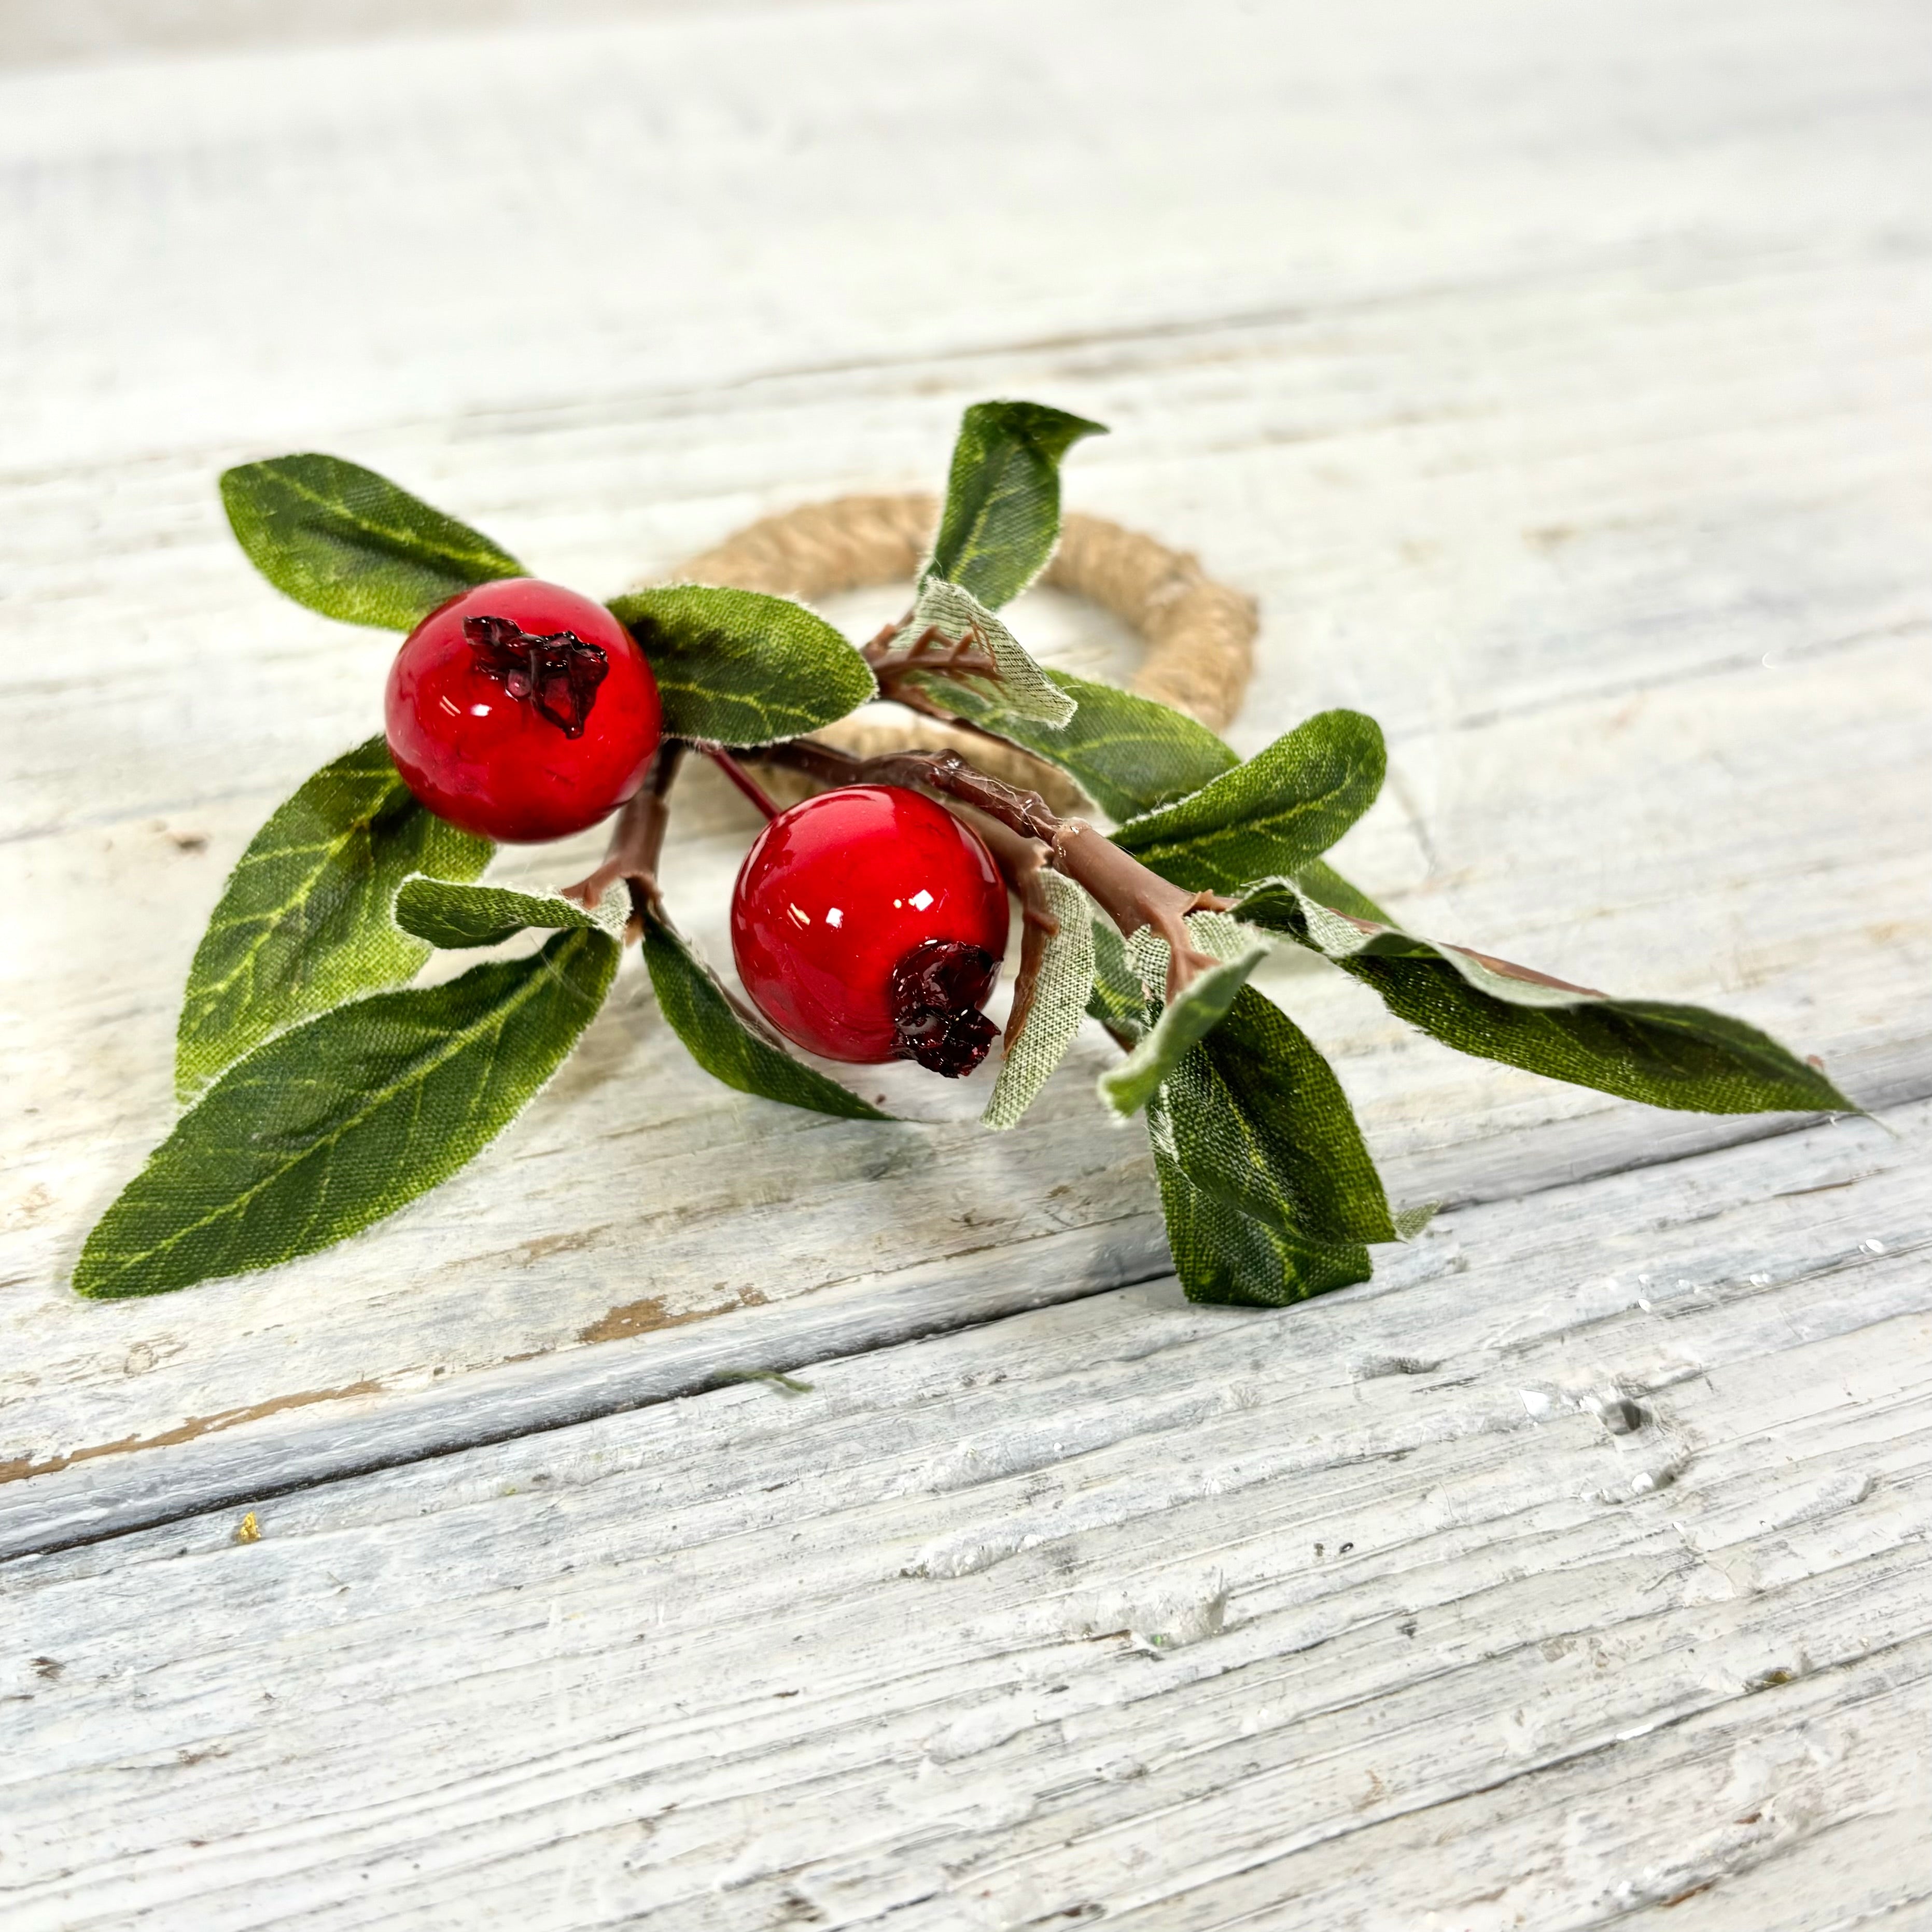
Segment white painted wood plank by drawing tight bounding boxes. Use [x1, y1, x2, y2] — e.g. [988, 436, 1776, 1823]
[3, 1100, 1926, 1928]
[4, 0, 1931, 1525]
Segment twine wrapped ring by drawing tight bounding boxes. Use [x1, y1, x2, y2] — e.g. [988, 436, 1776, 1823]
[652, 493, 1257, 814]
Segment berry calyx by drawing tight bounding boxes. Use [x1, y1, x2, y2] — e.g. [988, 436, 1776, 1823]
[730, 786, 1010, 1073]
[385, 578, 661, 843]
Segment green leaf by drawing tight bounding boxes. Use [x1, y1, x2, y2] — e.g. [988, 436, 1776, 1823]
[983, 873, 1097, 1130]
[1087, 918, 1151, 1044]
[1113, 710, 1386, 894]
[641, 905, 887, 1121]
[608, 586, 876, 746]
[220, 454, 524, 629]
[1235, 877, 1854, 1116]
[1160, 987, 1397, 1244]
[929, 668, 1237, 820]
[1097, 914, 1269, 1118]
[1293, 857, 1392, 927]
[80, 928, 616, 1299]
[901, 578, 1074, 726]
[395, 877, 626, 950]
[175, 737, 491, 1102]
[1151, 1137, 1373, 1308]
[926, 399, 1107, 609]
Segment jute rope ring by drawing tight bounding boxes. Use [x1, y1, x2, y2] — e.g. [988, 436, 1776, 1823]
[651, 492, 1257, 814]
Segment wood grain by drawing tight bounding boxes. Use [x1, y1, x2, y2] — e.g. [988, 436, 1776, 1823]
[3, 1100, 1926, 1927]
[2, 1, 1930, 1921]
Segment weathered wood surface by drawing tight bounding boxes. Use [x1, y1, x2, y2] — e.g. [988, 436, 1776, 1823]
[2, 0, 1930, 1922]
[5, 1101, 1927, 1928]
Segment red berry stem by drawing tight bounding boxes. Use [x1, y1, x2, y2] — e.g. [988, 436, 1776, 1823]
[747, 738, 1233, 1007]
[560, 739, 687, 927]
[695, 743, 783, 822]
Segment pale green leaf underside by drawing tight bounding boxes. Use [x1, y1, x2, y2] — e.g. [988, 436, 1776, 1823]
[81, 928, 617, 1299]
[983, 873, 1097, 1130]
[395, 877, 626, 949]
[930, 668, 1237, 821]
[1233, 876, 1853, 1115]
[610, 585, 876, 746]
[926, 399, 1108, 610]
[175, 736, 492, 1102]
[642, 906, 887, 1121]
[1114, 709, 1387, 894]
[220, 454, 523, 630]
[902, 578, 1075, 727]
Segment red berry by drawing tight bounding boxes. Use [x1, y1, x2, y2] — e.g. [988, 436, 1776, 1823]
[384, 578, 661, 843]
[730, 786, 1010, 1073]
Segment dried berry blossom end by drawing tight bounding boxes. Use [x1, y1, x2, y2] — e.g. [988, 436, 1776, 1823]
[464, 613, 609, 738]
[890, 939, 1000, 1077]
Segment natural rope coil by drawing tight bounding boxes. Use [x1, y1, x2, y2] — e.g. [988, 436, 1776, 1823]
[653, 492, 1256, 814]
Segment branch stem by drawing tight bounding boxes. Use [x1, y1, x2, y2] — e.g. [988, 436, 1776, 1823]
[696, 742, 782, 821]
[560, 740, 687, 932]
[747, 738, 1231, 1004]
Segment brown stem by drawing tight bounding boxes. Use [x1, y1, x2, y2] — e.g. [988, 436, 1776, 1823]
[950, 805, 1060, 1047]
[559, 741, 687, 934]
[747, 739, 1232, 1005]
[860, 610, 914, 667]
[696, 741, 782, 821]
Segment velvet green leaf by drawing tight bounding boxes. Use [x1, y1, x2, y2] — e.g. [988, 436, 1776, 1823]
[609, 586, 876, 745]
[1235, 877, 1853, 1115]
[175, 736, 492, 1102]
[926, 399, 1107, 609]
[80, 928, 617, 1299]
[1113, 710, 1385, 893]
[900, 578, 1074, 725]
[220, 455, 523, 629]
[925, 668, 1238, 820]
[1151, 1138, 1373, 1308]
[982, 873, 1096, 1130]
[641, 905, 887, 1121]
[395, 877, 626, 950]
[1160, 986, 1397, 1245]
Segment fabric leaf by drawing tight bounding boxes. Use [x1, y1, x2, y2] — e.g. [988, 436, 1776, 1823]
[609, 586, 875, 745]
[926, 399, 1107, 609]
[220, 454, 523, 630]
[1113, 710, 1386, 893]
[1087, 919, 1151, 1044]
[1234, 877, 1853, 1115]
[641, 906, 887, 1121]
[80, 928, 617, 1299]
[175, 736, 492, 1102]
[1151, 1135, 1373, 1308]
[928, 668, 1237, 820]
[982, 873, 1096, 1130]
[900, 578, 1074, 726]
[395, 877, 627, 949]
[1159, 986, 1397, 1244]
[1097, 915, 1269, 1117]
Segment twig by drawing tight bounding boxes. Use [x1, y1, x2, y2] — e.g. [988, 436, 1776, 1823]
[559, 741, 687, 933]
[696, 741, 782, 821]
[746, 739, 1231, 1005]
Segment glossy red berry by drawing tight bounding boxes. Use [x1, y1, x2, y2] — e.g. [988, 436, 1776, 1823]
[385, 578, 661, 843]
[730, 786, 1010, 1074]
